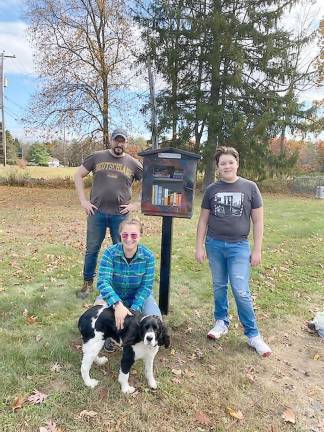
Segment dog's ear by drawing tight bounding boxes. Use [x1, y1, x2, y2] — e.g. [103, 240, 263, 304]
[158, 320, 170, 348]
[122, 320, 140, 346]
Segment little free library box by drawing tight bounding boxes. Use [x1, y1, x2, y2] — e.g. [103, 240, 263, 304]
[138, 147, 201, 219]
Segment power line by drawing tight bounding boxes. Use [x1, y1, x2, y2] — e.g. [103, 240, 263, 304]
[5, 95, 26, 111]
[6, 108, 21, 121]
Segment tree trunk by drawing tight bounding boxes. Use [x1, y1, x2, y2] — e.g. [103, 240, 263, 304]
[203, 156, 216, 190]
[102, 79, 109, 149]
[203, 18, 220, 190]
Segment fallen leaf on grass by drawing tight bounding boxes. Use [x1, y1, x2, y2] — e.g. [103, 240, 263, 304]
[72, 343, 82, 351]
[35, 334, 43, 343]
[194, 411, 211, 425]
[39, 420, 63, 432]
[314, 419, 324, 430]
[11, 395, 27, 412]
[97, 387, 109, 400]
[226, 407, 244, 420]
[27, 389, 48, 404]
[26, 315, 40, 325]
[282, 407, 296, 424]
[194, 348, 204, 359]
[246, 373, 256, 383]
[184, 369, 195, 377]
[171, 368, 182, 376]
[50, 362, 62, 372]
[79, 410, 98, 419]
[171, 377, 181, 384]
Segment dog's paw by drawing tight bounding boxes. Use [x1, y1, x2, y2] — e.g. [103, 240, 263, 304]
[122, 385, 136, 394]
[85, 378, 99, 388]
[95, 356, 108, 366]
[148, 379, 157, 389]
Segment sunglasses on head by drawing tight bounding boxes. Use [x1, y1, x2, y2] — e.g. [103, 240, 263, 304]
[121, 232, 139, 240]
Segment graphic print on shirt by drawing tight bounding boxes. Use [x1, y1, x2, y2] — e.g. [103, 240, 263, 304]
[213, 192, 244, 217]
[95, 161, 132, 179]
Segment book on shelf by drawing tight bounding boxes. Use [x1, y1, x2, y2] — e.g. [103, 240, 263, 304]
[163, 188, 169, 205]
[152, 167, 184, 180]
[152, 168, 171, 178]
[151, 185, 183, 206]
[172, 170, 183, 179]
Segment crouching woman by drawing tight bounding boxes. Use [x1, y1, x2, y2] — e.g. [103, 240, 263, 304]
[95, 218, 161, 347]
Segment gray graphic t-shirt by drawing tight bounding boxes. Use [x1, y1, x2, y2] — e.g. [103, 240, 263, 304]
[82, 150, 143, 214]
[201, 177, 262, 242]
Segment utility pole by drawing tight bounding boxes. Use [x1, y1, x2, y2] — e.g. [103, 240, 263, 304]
[63, 122, 66, 166]
[147, 57, 158, 150]
[0, 51, 16, 166]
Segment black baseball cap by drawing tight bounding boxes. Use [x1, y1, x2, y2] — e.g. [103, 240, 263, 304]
[111, 128, 128, 140]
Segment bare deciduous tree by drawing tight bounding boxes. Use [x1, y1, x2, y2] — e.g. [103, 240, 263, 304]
[26, 0, 136, 148]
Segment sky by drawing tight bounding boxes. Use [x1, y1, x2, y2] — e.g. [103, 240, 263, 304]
[0, 0, 323, 143]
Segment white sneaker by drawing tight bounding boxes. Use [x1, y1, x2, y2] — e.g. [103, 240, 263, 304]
[248, 335, 272, 357]
[207, 320, 228, 340]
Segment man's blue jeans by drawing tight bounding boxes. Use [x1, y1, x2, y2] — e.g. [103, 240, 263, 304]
[83, 212, 126, 282]
[205, 237, 259, 338]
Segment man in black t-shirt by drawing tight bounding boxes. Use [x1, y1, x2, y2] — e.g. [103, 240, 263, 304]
[74, 128, 143, 299]
[195, 146, 271, 357]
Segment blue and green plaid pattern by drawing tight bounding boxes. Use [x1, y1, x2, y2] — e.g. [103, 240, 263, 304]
[97, 243, 155, 311]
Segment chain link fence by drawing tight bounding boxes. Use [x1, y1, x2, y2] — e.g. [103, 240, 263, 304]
[291, 176, 324, 195]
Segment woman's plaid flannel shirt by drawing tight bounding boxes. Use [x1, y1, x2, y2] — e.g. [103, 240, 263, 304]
[97, 243, 155, 311]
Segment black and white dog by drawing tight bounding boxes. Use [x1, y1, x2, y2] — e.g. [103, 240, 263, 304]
[78, 305, 170, 394]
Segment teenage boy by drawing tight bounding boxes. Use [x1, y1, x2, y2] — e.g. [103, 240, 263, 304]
[195, 146, 271, 357]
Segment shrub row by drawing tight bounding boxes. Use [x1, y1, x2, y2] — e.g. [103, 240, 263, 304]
[0, 171, 92, 189]
[1, 170, 322, 196]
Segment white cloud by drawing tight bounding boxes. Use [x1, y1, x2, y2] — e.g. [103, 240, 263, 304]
[298, 86, 324, 104]
[0, 20, 34, 75]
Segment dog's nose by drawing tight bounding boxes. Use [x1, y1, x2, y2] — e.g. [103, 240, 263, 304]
[146, 335, 153, 342]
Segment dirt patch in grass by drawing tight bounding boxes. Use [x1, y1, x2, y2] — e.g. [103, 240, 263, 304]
[153, 313, 324, 432]
[252, 318, 324, 432]
[42, 378, 70, 394]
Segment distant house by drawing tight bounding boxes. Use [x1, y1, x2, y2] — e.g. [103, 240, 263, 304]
[48, 157, 60, 168]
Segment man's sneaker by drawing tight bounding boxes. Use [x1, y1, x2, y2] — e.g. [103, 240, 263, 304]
[207, 320, 229, 340]
[248, 335, 272, 357]
[76, 280, 93, 299]
[104, 338, 117, 353]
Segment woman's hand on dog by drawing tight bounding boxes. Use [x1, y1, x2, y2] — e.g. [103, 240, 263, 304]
[115, 302, 133, 330]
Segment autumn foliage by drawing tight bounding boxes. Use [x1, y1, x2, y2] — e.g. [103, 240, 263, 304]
[269, 137, 324, 173]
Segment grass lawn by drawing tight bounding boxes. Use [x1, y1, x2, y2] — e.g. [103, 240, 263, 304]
[0, 187, 323, 432]
[0, 165, 77, 179]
